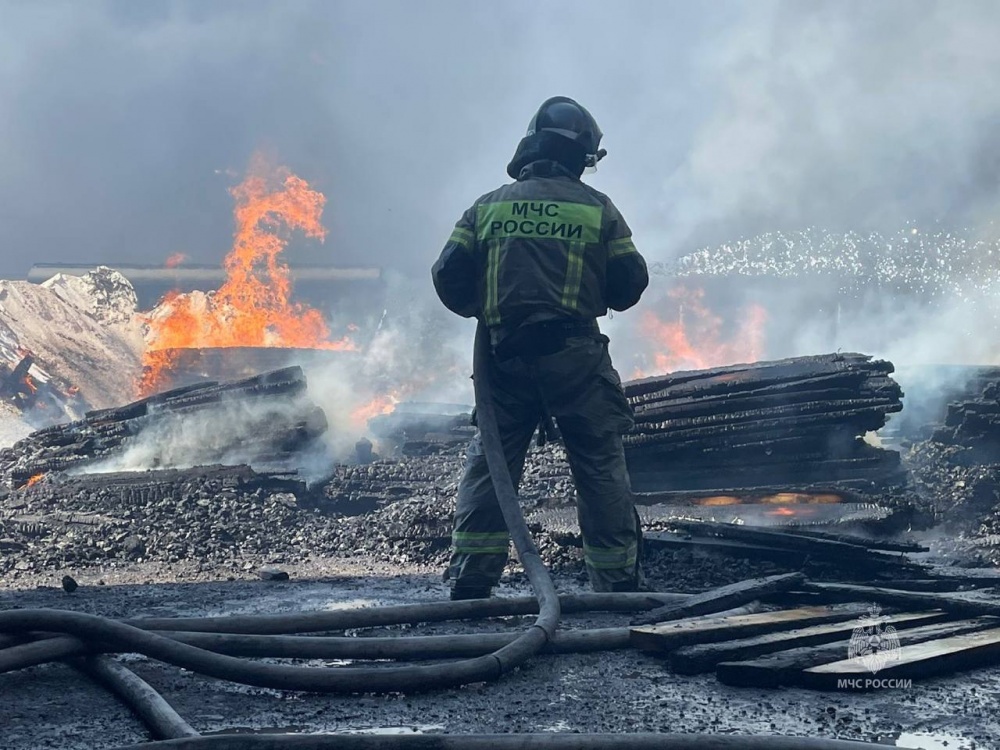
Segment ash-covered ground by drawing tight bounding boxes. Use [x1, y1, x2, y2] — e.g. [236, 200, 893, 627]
[1, 429, 1000, 749]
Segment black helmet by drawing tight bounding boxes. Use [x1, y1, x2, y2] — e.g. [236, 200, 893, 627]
[526, 96, 606, 168]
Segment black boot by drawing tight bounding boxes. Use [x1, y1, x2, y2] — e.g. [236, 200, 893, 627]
[450, 585, 493, 601]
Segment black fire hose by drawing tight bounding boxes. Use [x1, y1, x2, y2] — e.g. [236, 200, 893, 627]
[113, 733, 900, 750]
[0, 324, 559, 698]
[0, 325, 920, 749]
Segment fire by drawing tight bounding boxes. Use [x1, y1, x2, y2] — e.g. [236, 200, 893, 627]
[636, 285, 766, 375]
[697, 495, 742, 506]
[350, 393, 400, 428]
[164, 252, 188, 268]
[695, 491, 844, 507]
[139, 159, 355, 395]
[22, 376, 37, 393]
[766, 507, 799, 517]
[25, 473, 44, 488]
[759, 492, 842, 505]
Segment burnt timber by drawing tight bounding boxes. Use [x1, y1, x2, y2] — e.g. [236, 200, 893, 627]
[622, 353, 903, 491]
[0, 366, 326, 486]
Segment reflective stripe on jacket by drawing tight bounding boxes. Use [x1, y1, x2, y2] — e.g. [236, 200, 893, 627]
[432, 160, 648, 326]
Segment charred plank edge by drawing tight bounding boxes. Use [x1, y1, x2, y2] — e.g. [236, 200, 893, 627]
[805, 582, 1000, 618]
[670, 610, 947, 675]
[800, 624, 1000, 690]
[631, 573, 807, 626]
[716, 617, 999, 688]
[630, 603, 872, 654]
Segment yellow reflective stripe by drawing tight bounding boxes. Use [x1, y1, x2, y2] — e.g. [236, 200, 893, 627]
[608, 237, 637, 258]
[453, 531, 510, 541]
[483, 239, 502, 326]
[449, 227, 474, 249]
[453, 531, 510, 555]
[583, 542, 637, 570]
[561, 240, 585, 312]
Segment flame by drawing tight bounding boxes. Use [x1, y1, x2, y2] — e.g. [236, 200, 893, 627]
[22, 376, 37, 394]
[759, 492, 842, 505]
[350, 393, 400, 428]
[164, 252, 188, 268]
[139, 159, 355, 395]
[636, 285, 766, 375]
[25, 473, 44, 488]
[766, 507, 799, 517]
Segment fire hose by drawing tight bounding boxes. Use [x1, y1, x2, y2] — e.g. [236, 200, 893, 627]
[0, 323, 909, 749]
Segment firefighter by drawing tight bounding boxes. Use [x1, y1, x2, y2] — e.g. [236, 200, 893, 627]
[431, 96, 649, 599]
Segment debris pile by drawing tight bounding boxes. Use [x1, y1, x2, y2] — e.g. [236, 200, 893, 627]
[0, 267, 143, 422]
[0, 366, 326, 487]
[622, 353, 904, 492]
[367, 403, 476, 456]
[930, 375, 1000, 463]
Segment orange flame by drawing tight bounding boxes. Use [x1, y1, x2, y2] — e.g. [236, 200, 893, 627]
[636, 285, 766, 375]
[695, 491, 843, 508]
[766, 507, 799, 517]
[350, 393, 400, 428]
[25, 473, 44, 488]
[22, 376, 37, 394]
[164, 252, 188, 268]
[139, 159, 355, 395]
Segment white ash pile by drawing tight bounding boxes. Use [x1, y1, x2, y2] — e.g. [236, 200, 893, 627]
[0, 267, 143, 429]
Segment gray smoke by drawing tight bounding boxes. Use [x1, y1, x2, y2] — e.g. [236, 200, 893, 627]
[4, 0, 1000, 411]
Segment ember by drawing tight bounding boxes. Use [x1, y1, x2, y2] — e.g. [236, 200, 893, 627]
[140, 158, 356, 395]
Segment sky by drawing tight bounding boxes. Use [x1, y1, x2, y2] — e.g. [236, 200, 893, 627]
[4, 0, 1000, 376]
[3, 0, 999, 279]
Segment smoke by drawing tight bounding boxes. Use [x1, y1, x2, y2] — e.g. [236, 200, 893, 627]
[85, 394, 324, 475]
[5, 1, 1000, 432]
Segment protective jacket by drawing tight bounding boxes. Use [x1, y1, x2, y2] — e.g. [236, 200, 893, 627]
[432, 160, 648, 331]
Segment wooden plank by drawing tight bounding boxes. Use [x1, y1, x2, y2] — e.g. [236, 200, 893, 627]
[806, 582, 1000, 617]
[716, 617, 999, 688]
[666, 521, 920, 566]
[801, 625, 1000, 691]
[643, 534, 807, 566]
[669, 611, 947, 675]
[630, 603, 870, 654]
[631, 573, 806, 626]
[863, 579, 989, 593]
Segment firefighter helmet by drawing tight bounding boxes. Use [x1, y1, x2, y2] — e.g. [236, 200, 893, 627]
[526, 96, 606, 168]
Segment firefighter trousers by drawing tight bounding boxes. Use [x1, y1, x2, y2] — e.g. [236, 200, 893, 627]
[447, 334, 644, 593]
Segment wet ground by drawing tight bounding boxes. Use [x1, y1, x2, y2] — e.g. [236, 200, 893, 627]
[1, 558, 997, 750]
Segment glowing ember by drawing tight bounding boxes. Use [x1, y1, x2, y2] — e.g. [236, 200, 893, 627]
[695, 491, 844, 507]
[759, 492, 842, 505]
[765, 507, 799, 517]
[636, 285, 766, 375]
[164, 252, 188, 268]
[25, 473, 44, 488]
[140, 158, 355, 395]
